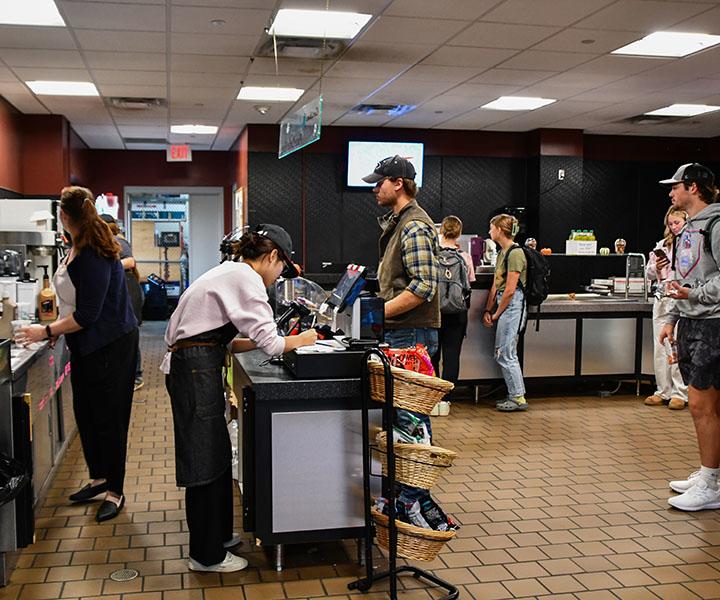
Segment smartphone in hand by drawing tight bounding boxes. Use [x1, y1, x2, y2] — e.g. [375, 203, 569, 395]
[653, 248, 668, 261]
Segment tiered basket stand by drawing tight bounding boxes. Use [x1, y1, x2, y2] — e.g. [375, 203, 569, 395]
[348, 349, 459, 600]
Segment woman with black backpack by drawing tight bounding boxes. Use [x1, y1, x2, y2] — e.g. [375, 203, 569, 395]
[432, 216, 474, 384]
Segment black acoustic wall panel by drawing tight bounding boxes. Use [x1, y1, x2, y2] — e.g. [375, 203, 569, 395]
[304, 154, 344, 272]
[416, 156, 443, 224]
[340, 189, 384, 269]
[247, 152, 304, 264]
[536, 156, 583, 250]
[441, 156, 526, 236]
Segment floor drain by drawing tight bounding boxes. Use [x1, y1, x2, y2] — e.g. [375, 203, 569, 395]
[109, 568, 139, 582]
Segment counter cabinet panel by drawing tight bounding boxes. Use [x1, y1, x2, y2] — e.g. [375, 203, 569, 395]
[581, 318, 636, 376]
[523, 319, 576, 377]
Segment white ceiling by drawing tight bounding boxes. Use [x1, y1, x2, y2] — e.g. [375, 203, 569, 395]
[2, 0, 720, 149]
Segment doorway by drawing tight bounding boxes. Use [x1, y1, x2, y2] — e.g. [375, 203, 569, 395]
[123, 186, 224, 297]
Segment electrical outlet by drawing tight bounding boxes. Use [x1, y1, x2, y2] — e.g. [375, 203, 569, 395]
[558, 169, 565, 181]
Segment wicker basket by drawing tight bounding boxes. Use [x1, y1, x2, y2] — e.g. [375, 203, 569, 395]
[372, 509, 455, 561]
[367, 361, 454, 415]
[374, 432, 457, 489]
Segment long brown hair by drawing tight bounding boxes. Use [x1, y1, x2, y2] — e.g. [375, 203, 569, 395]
[490, 213, 519, 240]
[60, 187, 120, 259]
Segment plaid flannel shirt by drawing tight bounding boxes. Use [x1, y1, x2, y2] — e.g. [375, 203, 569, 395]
[400, 220, 439, 301]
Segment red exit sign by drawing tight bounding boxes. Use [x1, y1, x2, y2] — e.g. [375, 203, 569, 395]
[167, 145, 192, 162]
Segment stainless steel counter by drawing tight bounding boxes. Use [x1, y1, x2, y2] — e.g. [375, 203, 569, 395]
[459, 290, 653, 383]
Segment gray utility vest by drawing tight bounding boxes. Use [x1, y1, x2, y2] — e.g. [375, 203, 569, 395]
[377, 200, 441, 330]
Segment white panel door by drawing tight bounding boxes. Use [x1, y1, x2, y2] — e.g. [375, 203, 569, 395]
[187, 192, 223, 283]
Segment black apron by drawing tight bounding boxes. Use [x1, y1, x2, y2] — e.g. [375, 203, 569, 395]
[166, 322, 238, 487]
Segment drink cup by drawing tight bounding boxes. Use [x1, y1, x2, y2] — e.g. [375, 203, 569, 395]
[11, 319, 31, 345]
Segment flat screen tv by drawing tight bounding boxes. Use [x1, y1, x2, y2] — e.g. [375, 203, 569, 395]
[346, 141, 424, 187]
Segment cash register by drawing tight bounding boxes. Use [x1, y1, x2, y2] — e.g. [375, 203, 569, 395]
[280, 264, 384, 379]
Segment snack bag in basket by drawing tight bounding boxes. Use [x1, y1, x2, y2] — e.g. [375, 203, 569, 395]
[382, 344, 435, 376]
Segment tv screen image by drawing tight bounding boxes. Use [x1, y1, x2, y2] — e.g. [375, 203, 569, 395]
[346, 141, 424, 187]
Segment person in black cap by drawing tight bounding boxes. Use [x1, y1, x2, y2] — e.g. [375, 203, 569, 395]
[363, 155, 440, 507]
[656, 163, 720, 511]
[162, 224, 316, 572]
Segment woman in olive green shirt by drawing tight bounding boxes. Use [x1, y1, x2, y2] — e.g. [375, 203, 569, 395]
[483, 214, 528, 411]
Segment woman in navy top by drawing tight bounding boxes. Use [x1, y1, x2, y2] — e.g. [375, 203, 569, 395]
[21, 186, 138, 522]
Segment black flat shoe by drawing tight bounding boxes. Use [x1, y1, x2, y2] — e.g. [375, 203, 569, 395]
[96, 496, 124, 522]
[69, 482, 108, 503]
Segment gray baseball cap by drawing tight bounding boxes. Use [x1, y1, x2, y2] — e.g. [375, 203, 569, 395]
[659, 163, 715, 186]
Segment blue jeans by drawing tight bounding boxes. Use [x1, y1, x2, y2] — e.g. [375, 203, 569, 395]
[494, 290, 526, 399]
[384, 327, 439, 503]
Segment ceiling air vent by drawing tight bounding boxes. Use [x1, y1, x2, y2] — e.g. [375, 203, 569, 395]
[122, 137, 168, 145]
[107, 97, 166, 111]
[617, 114, 686, 126]
[255, 36, 346, 59]
[351, 104, 416, 117]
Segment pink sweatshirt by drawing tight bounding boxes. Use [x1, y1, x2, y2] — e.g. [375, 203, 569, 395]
[164, 261, 285, 357]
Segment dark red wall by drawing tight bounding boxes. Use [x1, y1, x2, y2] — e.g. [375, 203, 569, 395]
[20, 115, 68, 195]
[0, 97, 22, 193]
[85, 150, 234, 231]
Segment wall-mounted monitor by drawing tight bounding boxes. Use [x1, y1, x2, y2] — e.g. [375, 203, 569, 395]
[346, 141, 424, 188]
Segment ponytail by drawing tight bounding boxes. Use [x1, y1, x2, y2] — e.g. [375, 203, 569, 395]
[60, 186, 120, 259]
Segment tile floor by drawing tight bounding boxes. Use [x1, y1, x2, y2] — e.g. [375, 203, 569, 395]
[2, 321, 720, 599]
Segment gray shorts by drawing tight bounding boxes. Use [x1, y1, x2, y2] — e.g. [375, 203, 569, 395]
[677, 317, 720, 390]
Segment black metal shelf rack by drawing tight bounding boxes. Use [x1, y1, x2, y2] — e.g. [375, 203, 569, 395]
[348, 349, 459, 600]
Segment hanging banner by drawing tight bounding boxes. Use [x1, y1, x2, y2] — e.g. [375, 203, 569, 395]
[278, 95, 322, 159]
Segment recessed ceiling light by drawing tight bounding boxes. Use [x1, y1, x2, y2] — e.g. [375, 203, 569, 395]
[612, 31, 720, 57]
[26, 81, 98, 96]
[644, 104, 720, 117]
[581, 39, 595, 45]
[170, 124, 218, 134]
[481, 96, 556, 111]
[236, 86, 304, 101]
[210, 19, 226, 27]
[0, 0, 65, 27]
[268, 9, 371, 39]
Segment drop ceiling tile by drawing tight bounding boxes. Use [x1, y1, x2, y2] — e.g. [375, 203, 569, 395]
[572, 55, 671, 76]
[402, 65, 487, 83]
[449, 22, 561, 49]
[0, 82, 28, 94]
[313, 77, 387, 94]
[0, 66, 18, 82]
[480, 0, 616, 27]
[342, 42, 436, 64]
[361, 16, 468, 45]
[171, 0, 272, 6]
[171, 71, 243, 88]
[441, 82, 524, 99]
[535, 71, 624, 90]
[242, 74, 316, 88]
[73, 127, 124, 149]
[332, 112, 394, 126]
[117, 124, 168, 137]
[671, 5, 720, 31]
[111, 111, 167, 125]
[470, 69, 556, 86]
[125, 143, 169, 149]
[171, 54, 251, 73]
[170, 6, 270, 35]
[265, 0, 386, 10]
[226, 103, 279, 123]
[99, 84, 167, 97]
[170, 107, 228, 120]
[248, 58, 323, 77]
[385, 107, 466, 128]
[386, 0, 500, 20]
[0, 49, 85, 69]
[422, 47, 516, 68]
[370, 78, 458, 102]
[515, 82, 595, 99]
[432, 109, 509, 129]
[2, 93, 50, 114]
[13, 67, 92, 81]
[75, 30, 166, 52]
[213, 129, 243, 151]
[170, 87, 236, 107]
[498, 50, 595, 71]
[326, 60, 407, 80]
[574, 0, 713, 32]
[59, 1, 166, 31]
[93, 70, 166, 85]
[0, 26, 76, 49]
[532, 28, 644, 54]
[85, 51, 167, 71]
[170, 33, 256, 56]
[421, 94, 492, 112]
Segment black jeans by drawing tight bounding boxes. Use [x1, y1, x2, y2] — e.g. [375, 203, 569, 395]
[70, 328, 138, 496]
[186, 466, 234, 566]
[432, 311, 468, 384]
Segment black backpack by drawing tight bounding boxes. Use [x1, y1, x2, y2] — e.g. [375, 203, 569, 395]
[437, 247, 471, 314]
[505, 245, 551, 307]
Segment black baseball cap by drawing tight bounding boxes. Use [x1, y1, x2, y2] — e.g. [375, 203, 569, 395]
[253, 223, 300, 278]
[99, 213, 116, 224]
[362, 155, 417, 184]
[659, 163, 715, 187]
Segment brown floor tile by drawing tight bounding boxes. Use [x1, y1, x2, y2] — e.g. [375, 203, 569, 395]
[61, 579, 104, 598]
[17, 582, 63, 600]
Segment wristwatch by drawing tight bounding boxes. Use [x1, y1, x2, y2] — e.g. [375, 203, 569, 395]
[45, 324, 53, 339]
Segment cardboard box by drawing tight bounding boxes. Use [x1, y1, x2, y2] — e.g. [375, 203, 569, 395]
[566, 240, 597, 255]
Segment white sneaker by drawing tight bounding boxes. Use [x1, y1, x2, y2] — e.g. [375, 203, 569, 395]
[669, 469, 701, 493]
[668, 479, 720, 511]
[188, 551, 248, 573]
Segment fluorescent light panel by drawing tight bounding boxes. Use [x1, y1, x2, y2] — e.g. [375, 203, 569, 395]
[612, 31, 720, 57]
[481, 96, 556, 111]
[237, 86, 304, 101]
[645, 104, 720, 117]
[268, 9, 371, 39]
[0, 0, 65, 26]
[26, 81, 98, 96]
[171, 125, 218, 134]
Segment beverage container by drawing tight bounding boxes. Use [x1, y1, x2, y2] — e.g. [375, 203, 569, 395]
[11, 319, 31, 345]
[665, 338, 678, 364]
[38, 265, 57, 322]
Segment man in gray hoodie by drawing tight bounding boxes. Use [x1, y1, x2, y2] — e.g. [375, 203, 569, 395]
[658, 163, 720, 511]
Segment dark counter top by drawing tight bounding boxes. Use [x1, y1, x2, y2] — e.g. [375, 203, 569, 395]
[233, 350, 361, 400]
[534, 294, 652, 316]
